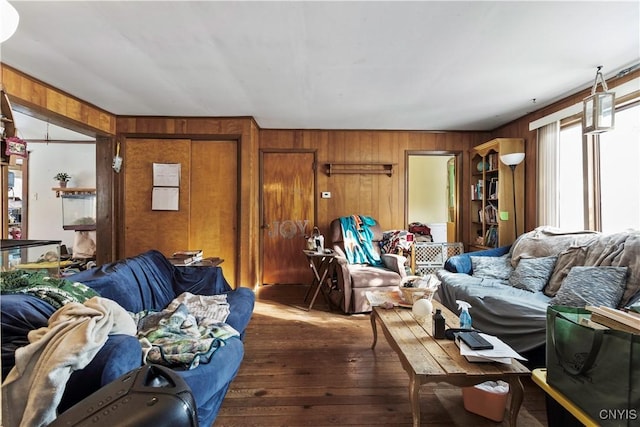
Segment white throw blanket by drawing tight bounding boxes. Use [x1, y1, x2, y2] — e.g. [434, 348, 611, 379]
[1, 296, 136, 427]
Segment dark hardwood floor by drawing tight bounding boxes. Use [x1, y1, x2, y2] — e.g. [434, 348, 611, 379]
[214, 284, 548, 426]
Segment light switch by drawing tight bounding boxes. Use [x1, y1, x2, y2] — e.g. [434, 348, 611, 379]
[321, 191, 331, 199]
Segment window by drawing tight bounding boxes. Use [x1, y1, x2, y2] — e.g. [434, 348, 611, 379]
[599, 104, 640, 233]
[541, 101, 640, 232]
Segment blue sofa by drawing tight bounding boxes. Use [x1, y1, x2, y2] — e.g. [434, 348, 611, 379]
[1, 250, 255, 427]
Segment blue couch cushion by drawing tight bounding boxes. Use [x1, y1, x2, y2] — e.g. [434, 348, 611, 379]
[1, 294, 56, 380]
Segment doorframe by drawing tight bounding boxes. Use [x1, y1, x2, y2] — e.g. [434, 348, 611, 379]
[259, 148, 318, 286]
[404, 150, 463, 242]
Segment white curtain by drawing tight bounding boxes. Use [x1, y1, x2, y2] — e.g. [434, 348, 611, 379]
[537, 122, 559, 227]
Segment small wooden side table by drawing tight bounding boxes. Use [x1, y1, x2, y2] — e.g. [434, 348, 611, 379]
[302, 249, 336, 311]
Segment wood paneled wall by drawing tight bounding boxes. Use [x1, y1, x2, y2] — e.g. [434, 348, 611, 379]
[116, 116, 260, 289]
[259, 129, 490, 243]
[1, 65, 115, 136]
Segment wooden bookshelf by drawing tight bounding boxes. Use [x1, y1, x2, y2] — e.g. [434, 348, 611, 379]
[469, 138, 524, 250]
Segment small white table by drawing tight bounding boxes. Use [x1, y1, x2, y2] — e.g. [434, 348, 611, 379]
[302, 249, 336, 311]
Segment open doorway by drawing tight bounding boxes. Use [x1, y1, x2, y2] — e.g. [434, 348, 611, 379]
[405, 151, 459, 242]
[10, 111, 96, 252]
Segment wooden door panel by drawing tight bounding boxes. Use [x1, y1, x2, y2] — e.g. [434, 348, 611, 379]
[191, 141, 237, 287]
[262, 152, 315, 285]
[124, 138, 191, 258]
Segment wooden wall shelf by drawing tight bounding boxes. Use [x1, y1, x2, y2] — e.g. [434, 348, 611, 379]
[52, 187, 96, 198]
[324, 162, 395, 177]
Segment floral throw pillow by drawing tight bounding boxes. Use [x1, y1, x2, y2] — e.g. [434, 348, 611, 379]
[509, 256, 557, 293]
[549, 266, 628, 308]
[471, 255, 513, 282]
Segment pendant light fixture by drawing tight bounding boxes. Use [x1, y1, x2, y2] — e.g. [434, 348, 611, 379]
[583, 66, 615, 134]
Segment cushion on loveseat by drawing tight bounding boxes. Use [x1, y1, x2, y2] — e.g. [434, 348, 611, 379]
[470, 254, 513, 282]
[508, 255, 558, 292]
[548, 265, 629, 308]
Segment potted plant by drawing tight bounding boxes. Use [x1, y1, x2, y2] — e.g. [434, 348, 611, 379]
[54, 172, 71, 188]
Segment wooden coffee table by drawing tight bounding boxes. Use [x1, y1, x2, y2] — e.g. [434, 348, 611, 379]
[370, 300, 530, 427]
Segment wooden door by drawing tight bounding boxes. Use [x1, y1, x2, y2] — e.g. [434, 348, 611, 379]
[261, 151, 315, 285]
[191, 140, 237, 287]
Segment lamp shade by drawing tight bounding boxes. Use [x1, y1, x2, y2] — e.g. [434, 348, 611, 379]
[500, 152, 525, 166]
[1, 0, 19, 43]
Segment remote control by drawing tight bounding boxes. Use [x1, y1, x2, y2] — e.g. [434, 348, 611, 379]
[456, 331, 494, 350]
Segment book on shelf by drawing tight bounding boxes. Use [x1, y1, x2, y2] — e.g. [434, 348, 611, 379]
[483, 203, 497, 224]
[486, 153, 498, 170]
[488, 178, 498, 200]
[484, 226, 498, 247]
[471, 181, 484, 201]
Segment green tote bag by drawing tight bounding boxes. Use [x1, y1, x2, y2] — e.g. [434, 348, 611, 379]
[546, 306, 640, 427]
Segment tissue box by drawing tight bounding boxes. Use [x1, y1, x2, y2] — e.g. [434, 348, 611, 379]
[462, 382, 509, 422]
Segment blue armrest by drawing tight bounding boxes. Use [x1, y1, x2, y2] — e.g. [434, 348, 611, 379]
[444, 245, 511, 274]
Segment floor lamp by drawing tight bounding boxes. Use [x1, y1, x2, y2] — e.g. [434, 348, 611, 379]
[499, 153, 525, 238]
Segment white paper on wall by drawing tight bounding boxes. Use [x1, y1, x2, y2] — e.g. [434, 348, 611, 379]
[152, 187, 179, 211]
[153, 163, 181, 187]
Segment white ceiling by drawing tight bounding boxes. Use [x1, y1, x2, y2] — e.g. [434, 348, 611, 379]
[1, 1, 639, 139]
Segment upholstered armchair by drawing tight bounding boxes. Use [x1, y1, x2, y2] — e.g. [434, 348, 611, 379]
[326, 215, 407, 313]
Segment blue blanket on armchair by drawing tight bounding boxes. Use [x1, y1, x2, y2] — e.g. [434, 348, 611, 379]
[339, 215, 383, 267]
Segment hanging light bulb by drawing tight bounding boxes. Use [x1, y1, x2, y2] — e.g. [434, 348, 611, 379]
[1, 0, 20, 43]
